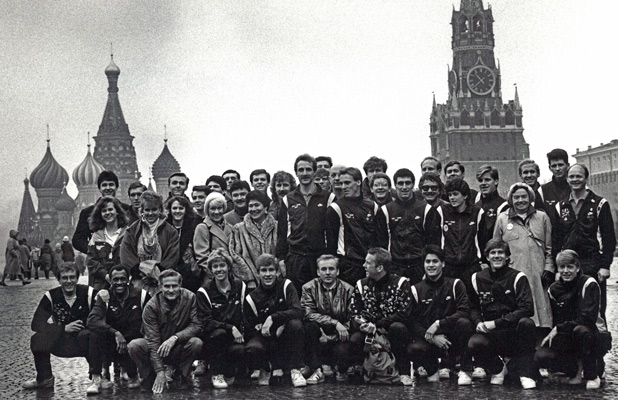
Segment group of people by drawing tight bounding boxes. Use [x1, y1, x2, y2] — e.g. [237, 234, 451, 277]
[19, 148, 615, 394]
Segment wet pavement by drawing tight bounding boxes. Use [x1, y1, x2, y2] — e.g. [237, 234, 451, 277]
[1, 262, 618, 399]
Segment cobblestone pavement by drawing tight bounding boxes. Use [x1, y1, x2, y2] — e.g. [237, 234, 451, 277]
[2, 264, 618, 400]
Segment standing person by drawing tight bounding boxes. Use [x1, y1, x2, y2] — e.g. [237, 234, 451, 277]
[127, 270, 203, 393]
[39, 239, 55, 279]
[326, 167, 379, 285]
[195, 249, 247, 387]
[301, 255, 355, 384]
[277, 154, 335, 292]
[126, 182, 147, 225]
[467, 239, 537, 389]
[369, 172, 394, 206]
[243, 254, 306, 387]
[165, 196, 201, 292]
[167, 172, 190, 199]
[420, 172, 447, 208]
[22, 263, 97, 389]
[222, 169, 241, 208]
[493, 183, 554, 330]
[541, 149, 571, 218]
[2, 230, 30, 285]
[229, 190, 277, 288]
[206, 175, 233, 212]
[31, 244, 41, 279]
[329, 164, 346, 200]
[120, 191, 180, 296]
[313, 168, 331, 192]
[19, 239, 33, 281]
[250, 169, 271, 196]
[553, 164, 616, 318]
[53, 243, 63, 274]
[191, 185, 210, 219]
[316, 156, 333, 171]
[443, 160, 478, 203]
[60, 236, 75, 262]
[421, 156, 442, 175]
[407, 246, 474, 386]
[86, 265, 151, 394]
[269, 171, 297, 218]
[475, 165, 508, 256]
[224, 180, 250, 226]
[87, 196, 128, 290]
[361, 156, 388, 199]
[73, 171, 130, 254]
[517, 159, 545, 211]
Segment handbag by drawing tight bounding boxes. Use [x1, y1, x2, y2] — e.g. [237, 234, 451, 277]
[362, 330, 400, 384]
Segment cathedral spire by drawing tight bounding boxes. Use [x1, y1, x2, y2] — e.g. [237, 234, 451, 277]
[514, 84, 521, 110]
[18, 175, 37, 243]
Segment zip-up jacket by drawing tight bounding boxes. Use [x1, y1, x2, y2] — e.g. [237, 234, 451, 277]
[548, 274, 600, 333]
[351, 273, 411, 329]
[72, 199, 131, 254]
[326, 195, 379, 261]
[87, 285, 150, 341]
[541, 177, 570, 210]
[409, 274, 469, 339]
[554, 190, 616, 270]
[475, 191, 508, 258]
[376, 196, 440, 263]
[243, 278, 303, 339]
[437, 203, 485, 268]
[276, 185, 335, 258]
[470, 266, 533, 329]
[301, 278, 354, 328]
[197, 278, 246, 335]
[32, 284, 96, 338]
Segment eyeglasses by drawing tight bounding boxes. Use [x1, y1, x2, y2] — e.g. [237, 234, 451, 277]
[421, 186, 439, 192]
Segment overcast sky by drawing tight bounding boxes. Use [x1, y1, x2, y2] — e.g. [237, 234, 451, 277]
[0, 0, 615, 247]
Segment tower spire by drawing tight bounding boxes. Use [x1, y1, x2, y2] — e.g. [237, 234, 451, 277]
[164, 124, 168, 144]
[46, 124, 50, 147]
[514, 83, 521, 110]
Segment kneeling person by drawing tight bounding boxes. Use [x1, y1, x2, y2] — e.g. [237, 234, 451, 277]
[407, 245, 474, 386]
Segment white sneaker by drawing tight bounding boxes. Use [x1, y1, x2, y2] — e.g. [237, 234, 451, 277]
[472, 367, 486, 379]
[586, 377, 601, 390]
[427, 370, 440, 383]
[539, 368, 550, 378]
[490, 364, 508, 385]
[100, 377, 113, 390]
[291, 369, 307, 387]
[400, 375, 413, 386]
[458, 371, 472, 386]
[322, 364, 334, 377]
[86, 378, 100, 395]
[306, 368, 324, 384]
[438, 368, 451, 379]
[520, 376, 536, 389]
[273, 368, 284, 377]
[417, 366, 428, 377]
[250, 369, 260, 379]
[212, 374, 228, 389]
[257, 369, 271, 386]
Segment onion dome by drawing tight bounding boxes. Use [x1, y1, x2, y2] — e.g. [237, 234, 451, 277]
[73, 143, 105, 187]
[105, 55, 120, 76]
[30, 140, 69, 189]
[54, 186, 76, 212]
[152, 139, 181, 181]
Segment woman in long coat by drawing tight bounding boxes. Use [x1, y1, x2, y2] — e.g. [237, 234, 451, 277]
[493, 182, 554, 328]
[1, 229, 29, 285]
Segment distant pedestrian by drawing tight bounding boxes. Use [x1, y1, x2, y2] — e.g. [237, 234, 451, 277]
[30, 245, 41, 279]
[61, 236, 75, 262]
[19, 239, 32, 280]
[39, 239, 54, 279]
[2, 230, 30, 285]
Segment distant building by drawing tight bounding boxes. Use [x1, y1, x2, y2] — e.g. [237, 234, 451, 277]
[152, 137, 182, 197]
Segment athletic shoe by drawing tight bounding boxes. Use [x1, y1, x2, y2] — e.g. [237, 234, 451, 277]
[212, 374, 228, 389]
[127, 378, 141, 389]
[417, 366, 428, 377]
[306, 368, 325, 384]
[438, 368, 451, 379]
[520, 376, 536, 389]
[586, 377, 601, 389]
[322, 365, 334, 377]
[194, 360, 207, 376]
[336, 371, 348, 382]
[490, 364, 508, 385]
[427, 371, 440, 383]
[258, 369, 271, 386]
[86, 380, 100, 395]
[250, 369, 260, 379]
[22, 376, 55, 389]
[273, 369, 284, 377]
[458, 371, 472, 386]
[539, 368, 550, 378]
[291, 369, 307, 387]
[400, 375, 414, 386]
[472, 367, 487, 379]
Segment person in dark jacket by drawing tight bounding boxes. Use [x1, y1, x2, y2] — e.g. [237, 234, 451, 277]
[541, 148, 571, 225]
[534, 250, 604, 390]
[326, 167, 379, 285]
[243, 254, 306, 387]
[165, 195, 201, 292]
[39, 239, 55, 279]
[60, 236, 75, 262]
[126, 181, 147, 225]
[277, 154, 335, 292]
[467, 239, 536, 389]
[442, 161, 478, 205]
[407, 245, 474, 386]
[269, 170, 297, 219]
[517, 159, 545, 211]
[22, 263, 97, 390]
[474, 165, 508, 259]
[350, 247, 412, 382]
[301, 254, 355, 384]
[86, 265, 150, 394]
[224, 180, 250, 226]
[196, 249, 246, 388]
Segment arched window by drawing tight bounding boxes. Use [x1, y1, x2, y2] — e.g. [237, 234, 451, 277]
[491, 109, 500, 126]
[460, 110, 470, 126]
[473, 14, 483, 32]
[505, 110, 515, 125]
[475, 110, 484, 127]
[459, 17, 469, 33]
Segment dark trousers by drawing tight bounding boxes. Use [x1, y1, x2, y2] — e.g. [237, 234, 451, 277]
[202, 328, 245, 376]
[31, 328, 94, 381]
[89, 331, 138, 378]
[350, 322, 411, 374]
[127, 337, 203, 379]
[390, 259, 423, 285]
[407, 318, 474, 375]
[245, 319, 304, 371]
[468, 317, 536, 378]
[338, 257, 366, 286]
[534, 325, 598, 380]
[304, 321, 353, 371]
[285, 252, 321, 294]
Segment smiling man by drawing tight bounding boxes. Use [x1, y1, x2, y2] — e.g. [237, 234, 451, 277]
[250, 169, 271, 196]
[517, 159, 545, 211]
[474, 165, 508, 258]
[224, 180, 251, 226]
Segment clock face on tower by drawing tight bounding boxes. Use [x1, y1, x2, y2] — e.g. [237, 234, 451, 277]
[466, 65, 496, 95]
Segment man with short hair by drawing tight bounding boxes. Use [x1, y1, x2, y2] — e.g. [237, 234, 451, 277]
[369, 172, 394, 206]
[168, 172, 189, 198]
[22, 263, 97, 390]
[421, 156, 442, 175]
[350, 247, 412, 384]
[314, 168, 331, 192]
[443, 161, 478, 203]
[541, 148, 571, 212]
[72, 171, 130, 254]
[407, 246, 474, 386]
[86, 265, 151, 394]
[329, 164, 346, 200]
[316, 156, 333, 171]
[222, 169, 240, 202]
[244, 254, 306, 387]
[301, 255, 355, 383]
[277, 154, 335, 292]
[224, 180, 251, 226]
[250, 169, 271, 196]
[475, 165, 508, 257]
[420, 172, 447, 208]
[206, 175, 233, 211]
[127, 269, 203, 393]
[553, 164, 616, 317]
[127, 182, 147, 224]
[191, 185, 210, 219]
[361, 156, 388, 199]
[517, 159, 545, 211]
[326, 167, 379, 285]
